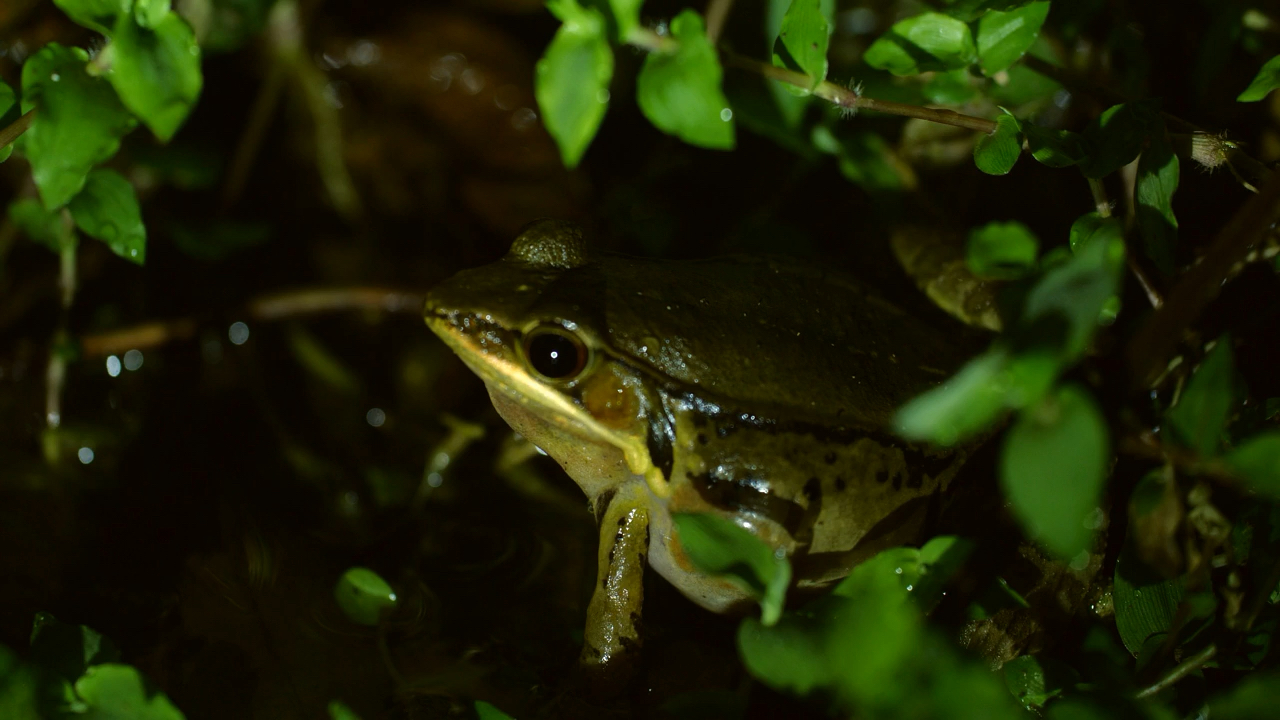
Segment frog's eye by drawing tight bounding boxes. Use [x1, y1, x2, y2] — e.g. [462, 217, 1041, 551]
[523, 326, 590, 381]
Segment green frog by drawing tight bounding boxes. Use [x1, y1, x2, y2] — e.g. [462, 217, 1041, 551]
[423, 220, 974, 677]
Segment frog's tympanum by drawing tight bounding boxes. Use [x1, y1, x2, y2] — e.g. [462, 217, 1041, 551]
[424, 220, 971, 677]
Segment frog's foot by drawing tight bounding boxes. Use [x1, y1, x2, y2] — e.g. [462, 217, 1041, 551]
[577, 480, 650, 693]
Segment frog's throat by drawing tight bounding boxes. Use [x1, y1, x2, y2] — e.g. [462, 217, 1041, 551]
[426, 315, 672, 499]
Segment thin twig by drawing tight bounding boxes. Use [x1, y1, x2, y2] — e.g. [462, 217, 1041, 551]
[0, 109, 36, 149]
[1133, 644, 1216, 699]
[721, 52, 998, 134]
[704, 0, 736, 46]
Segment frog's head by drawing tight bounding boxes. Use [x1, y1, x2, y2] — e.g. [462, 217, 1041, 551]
[424, 220, 671, 500]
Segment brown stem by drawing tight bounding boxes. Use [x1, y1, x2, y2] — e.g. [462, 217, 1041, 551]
[704, 0, 736, 46]
[722, 52, 998, 134]
[78, 287, 426, 358]
[0, 109, 36, 149]
[1133, 644, 1216, 699]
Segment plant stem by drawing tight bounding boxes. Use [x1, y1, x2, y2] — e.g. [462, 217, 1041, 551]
[0, 109, 36, 149]
[704, 0, 736, 45]
[721, 52, 998, 133]
[1133, 644, 1216, 699]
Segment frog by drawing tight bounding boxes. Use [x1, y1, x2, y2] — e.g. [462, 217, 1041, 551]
[423, 219, 975, 679]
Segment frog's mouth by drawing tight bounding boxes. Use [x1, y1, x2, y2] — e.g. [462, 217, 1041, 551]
[424, 308, 671, 498]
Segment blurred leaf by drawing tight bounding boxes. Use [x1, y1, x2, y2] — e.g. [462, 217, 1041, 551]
[1166, 336, 1234, 457]
[8, 199, 73, 252]
[657, 690, 747, 719]
[1113, 550, 1183, 655]
[108, 12, 203, 142]
[976, 2, 1050, 75]
[74, 664, 185, 719]
[333, 567, 398, 626]
[737, 606, 834, 695]
[29, 613, 120, 684]
[1003, 655, 1066, 710]
[0, 645, 42, 720]
[328, 700, 362, 720]
[944, 0, 1037, 23]
[21, 43, 137, 209]
[475, 700, 515, 720]
[67, 169, 146, 265]
[1068, 212, 1123, 253]
[673, 512, 790, 624]
[1001, 384, 1109, 559]
[536, 0, 613, 167]
[1238, 55, 1280, 101]
[818, 127, 909, 191]
[199, 0, 277, 54]
[1079, 101, 1160, 179]
[170, 220, 271, 262]
[771, 0, 830, 89]
[974, 112, 1021, 175]
[0, 81, 16, 163]
[133, 0, 170, 28]
[922, 68, 979, 104]
[1225, 431, 1280, 498]
[988, 62, 1061, 106]
[1210, 671, 1280, 718]
[287, 325, 362, 395]
[52, 0, 129, 35]
[864, 13, 977, 76]
[967, 220, 1039, 279]
[899, 535, 974, 610]
[1020, 232, 1124, 360]
[1135, 132, 1179, 275]
[894, 347, 1011, 445]
[1024, 123, 1086, 168]
[637, 11, 735, 150]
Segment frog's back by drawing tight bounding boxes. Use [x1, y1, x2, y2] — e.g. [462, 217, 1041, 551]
[597, 253, 969, 430]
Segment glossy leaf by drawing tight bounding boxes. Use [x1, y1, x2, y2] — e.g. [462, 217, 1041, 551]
[134, 0, 172, 29]
[1003, 655, 1062, 710]
[1079, 101, 1160, 179]
[1135, 132, 1179, 275]
[673, 512, 790, 624]
[637, 11, 735, 150]
[1001, 385, 1109, 559]
[67, 169, 146, 265]
[1113, 550, 1183, 654]
[75, 664, 186, 719]
[967, 220, 1039, 279]
[1226, 431, 1280, 498]
[1238, 55, 1280, 101]
[974, 112, 1021, 175]
[536, 0, 613, 167]
[772, 0, 830, 89]
[21, 44, 137, 209]
[1024, 123, 1086, 168]
[52, 0, 129, 35]
[1166, 336, 1234, 457]
[976, 1, 1050, 75]
[333, 567, 398, 626]
[864, 13, 977, 76]
[108, 12, 203, 142]
[0, 81, 16, 163]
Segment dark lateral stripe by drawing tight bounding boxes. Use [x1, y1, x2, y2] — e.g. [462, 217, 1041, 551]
[687, 471, 808, 537]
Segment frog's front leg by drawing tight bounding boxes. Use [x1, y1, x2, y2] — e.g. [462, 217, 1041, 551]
[579, 480, 650, 682]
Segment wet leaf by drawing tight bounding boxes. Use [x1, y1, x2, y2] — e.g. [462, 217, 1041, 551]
[108, 12, 203, 142]
[67, 169, 146, 265]
[1166, 336, 1234, 458]
[1238, 55, 1280, 101]
[536, 0, 613, 167]
[864, 13, 977, 76]
[673, 512, 790, 624]
[1001, 385, 1109, 559]
[974, 112, 1022, 175]
[976, 1, 1050, 75]
[333, 567, 398, 626]
[637, 11, 735, 150]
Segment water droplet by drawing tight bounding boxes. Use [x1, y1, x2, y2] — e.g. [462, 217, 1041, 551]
[78, 447, 94, 464]
[123, 349, 144, 371]
[366, 408, 386, 427]
[105, 355, 121, 377]
[719, 108, 733, 122]
[50, 73, 60, 82]
[228, 321, 250, 345]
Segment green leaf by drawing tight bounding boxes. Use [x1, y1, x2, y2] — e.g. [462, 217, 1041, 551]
[976, 1, 1050, 75]
[894, 348, 1011, 445]
[333, 567, 398, 626]
[67, 169, 146, 265]
[133, 0, 171, 29]
[637, 11, 735, 150]
[944, 0, 1036, 23]
[1210, 671, 1280, 718]
[1238, 55, 1280, 101]
[1068, 212, 1122, 253]
[1024, 123, 1086, 168]
[8, 200, 72, 253]
[1020, 232, 1125, 360]
[821, 128, 908, 191]
[51, 0, 130, 36]
[108, 12, 203, 142]
[967, 220, 1039, 279]
[475, 701, 516, 720]
[328, 701, 362, 720]
[1000, 384, 1109, 559]
[772, 0, 830, 90]
[1135, 131, 1179, 275]
[1113, 550, 1183, 654]
[922, 68, 979, 104]
[864, 13, 977, 76]
[21, 44, 137, 209]
[672, 512, 790, 624]
[1003, 655, 1067, 710]
[0, 81, 16, 163]
[1225, 431, 1280, 498]
[1166, 336, 1234, 457]
[1078, 101, 1160, 179]
[974, 112, 1022, 175]
[535, 0, 613, 167]
[29, 612, 121, 683]
[737, 610, 834, 695]
[74, 664, 185, 719]
[0, 645, 41, 720]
